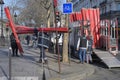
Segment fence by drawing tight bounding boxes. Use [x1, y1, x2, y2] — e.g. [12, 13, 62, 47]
[0, 37, 10, 47]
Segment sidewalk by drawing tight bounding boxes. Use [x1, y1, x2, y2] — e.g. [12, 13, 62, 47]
[0, 46, 95, 80]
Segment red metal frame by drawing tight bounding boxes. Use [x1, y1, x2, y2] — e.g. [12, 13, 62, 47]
[4, 7, 24, 54]
[4, 6, 69, 54]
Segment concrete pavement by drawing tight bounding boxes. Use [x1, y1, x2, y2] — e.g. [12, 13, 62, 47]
[0, 46, 95, 80]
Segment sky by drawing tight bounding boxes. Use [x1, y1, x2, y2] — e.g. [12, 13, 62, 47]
[3, 0, 67, 17]
[4, 0, 66, 6]
[4, 0, 11, 6]
[3, 0, 67, 14]
[58, 0, 66, 12]
[3, 0, 67, 13]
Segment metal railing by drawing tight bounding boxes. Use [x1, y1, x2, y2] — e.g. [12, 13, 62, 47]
[0, 37, 10, 46]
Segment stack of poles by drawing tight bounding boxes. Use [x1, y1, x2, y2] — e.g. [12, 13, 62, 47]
[69, 8, 100, 49]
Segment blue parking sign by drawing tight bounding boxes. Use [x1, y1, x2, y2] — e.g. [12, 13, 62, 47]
[63, 3, 73, 14]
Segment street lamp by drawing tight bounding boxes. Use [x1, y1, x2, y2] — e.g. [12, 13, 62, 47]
[14, 12, 17, 24]
[0, 0, 4, 38]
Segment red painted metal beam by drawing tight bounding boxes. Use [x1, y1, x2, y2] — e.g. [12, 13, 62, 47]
[15, 25, 69, 34]
[4, 7, 24, 54]
[4, 6, 69, 54]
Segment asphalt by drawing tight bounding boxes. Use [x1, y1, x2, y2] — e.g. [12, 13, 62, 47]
[0, 45, 95, 80]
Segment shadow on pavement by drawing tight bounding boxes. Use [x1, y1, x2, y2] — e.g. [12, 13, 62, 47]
[0, 66, 9, 79]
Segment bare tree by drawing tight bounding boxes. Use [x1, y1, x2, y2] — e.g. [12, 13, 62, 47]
[6, 0, 70, 63]
[7, 0, 54, 27]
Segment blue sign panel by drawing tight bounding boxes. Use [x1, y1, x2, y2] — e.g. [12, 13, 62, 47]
[63, 3, 73, 14]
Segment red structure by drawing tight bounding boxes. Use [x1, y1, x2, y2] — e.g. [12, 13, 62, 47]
[100, 19, 118, 55]
[4, 7, 69, 54]
[69, 8, 118, 54]
[70, 8, 100, 49]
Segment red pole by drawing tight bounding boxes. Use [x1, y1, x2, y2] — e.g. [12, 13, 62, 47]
[4, 7, 24, 54]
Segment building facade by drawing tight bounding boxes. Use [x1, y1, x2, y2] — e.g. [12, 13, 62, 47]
[71, 0, 120, 19]
[71, 0, 120, 51]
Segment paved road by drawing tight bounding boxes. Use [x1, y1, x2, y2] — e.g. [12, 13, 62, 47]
[82, 66, 120, 80]
[1, 45, 120, 80]
[0, 46, 95, 80]
[81, 53, 120, 80]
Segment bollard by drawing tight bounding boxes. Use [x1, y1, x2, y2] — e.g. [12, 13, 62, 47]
[42, 69, 46, 80]
[9, 47, 12, 80]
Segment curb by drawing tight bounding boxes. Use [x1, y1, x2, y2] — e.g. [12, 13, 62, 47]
[49, 64, 95, 80]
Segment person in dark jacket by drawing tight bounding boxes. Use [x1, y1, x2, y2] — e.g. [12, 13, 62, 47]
[25, 35, 30, 45]
[37, 32, 49, 63]
[10, 33, 18, 57]
[77, 33, 88, 64]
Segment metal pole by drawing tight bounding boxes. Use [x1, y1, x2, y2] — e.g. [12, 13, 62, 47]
[1, 3, 3, 37]
[41, 25, 46, 80]
[116, 18, 119, 53]
[14, 12, 17, 24]
[52, 0, 61, 73]
[68, 28, 71, 65]
[9, 47, 12, 80]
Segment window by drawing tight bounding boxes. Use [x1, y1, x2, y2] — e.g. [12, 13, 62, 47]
[117, 17, 120, 27]
[118, 3, 120, 10]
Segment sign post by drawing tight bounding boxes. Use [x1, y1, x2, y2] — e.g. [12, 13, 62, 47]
[63, 3, 73, 14]
[62, 2, 72, 63]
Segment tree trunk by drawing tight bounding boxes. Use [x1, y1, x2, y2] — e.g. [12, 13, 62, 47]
[62, 12, 69, 63]
[47, 9, 50, 28]
[62, 33, 69, 63]
[62, 0, 71, 63]
[47, 1, 51, 28]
